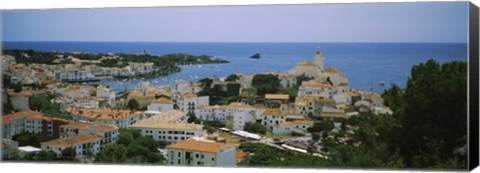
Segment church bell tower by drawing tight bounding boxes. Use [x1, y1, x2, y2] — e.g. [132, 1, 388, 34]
[313, 46, 325, 71]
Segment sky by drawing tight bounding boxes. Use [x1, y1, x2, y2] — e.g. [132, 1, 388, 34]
[1, 2, 469, 42]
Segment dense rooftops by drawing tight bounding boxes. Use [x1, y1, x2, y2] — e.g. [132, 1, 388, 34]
[41, 134, 101, 147]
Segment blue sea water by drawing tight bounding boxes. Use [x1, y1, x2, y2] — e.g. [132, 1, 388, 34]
[2, 42, 467, 92]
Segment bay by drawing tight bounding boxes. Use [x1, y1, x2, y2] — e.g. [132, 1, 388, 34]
[2, 42, 467, 92]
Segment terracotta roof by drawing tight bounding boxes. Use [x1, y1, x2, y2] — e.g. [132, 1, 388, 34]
[318, 98, 336, 103]
[295, 61, 317, 67]
[296, 96, 323, 102]
[228, 102, 253, 109]
[324, 67, 340, 73]
[66, 108, 142, 120]
[320, 113, 346, 118]
[2, 111, 44, 124]
[263, 109, 283, 116]
[265, 94, 289, 100]
[130, 110, 200, 130]
[154, 98, 174, 104]
[235, 151, 247, 160]
[75, 97, 98, 101]
[279, 119, 311, 126]
[8, 89, 49, 97]
[141, 110, 186, 122]
[166, 139, 228, 153]
[301, 81, 332, 88]
[198, 105, 227, 109]
[61, 121, 118, 133]
[131, 122, 203, 131]
[41, 134, 101, 147]
[182, 93, 197, 99]
[347, 91, 362, 97]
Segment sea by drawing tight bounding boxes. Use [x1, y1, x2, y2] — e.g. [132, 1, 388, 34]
[2, 42, 467, 93]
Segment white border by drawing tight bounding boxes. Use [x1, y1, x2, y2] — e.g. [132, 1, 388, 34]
[0, 0, 478, 173]
[0, 0, 476, 10]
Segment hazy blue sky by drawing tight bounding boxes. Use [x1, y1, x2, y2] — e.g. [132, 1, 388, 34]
[1, 2, 469, 42]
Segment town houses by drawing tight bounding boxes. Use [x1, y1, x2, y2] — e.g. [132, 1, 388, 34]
[1, 47, 393, 165]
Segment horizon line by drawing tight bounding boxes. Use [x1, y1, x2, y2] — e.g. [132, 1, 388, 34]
[1, 40, 468, 44]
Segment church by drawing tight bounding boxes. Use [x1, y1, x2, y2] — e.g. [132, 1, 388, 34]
[289, 46, 349, 88]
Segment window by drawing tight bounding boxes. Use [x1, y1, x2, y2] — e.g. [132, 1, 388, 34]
[178, 152, 181, 157]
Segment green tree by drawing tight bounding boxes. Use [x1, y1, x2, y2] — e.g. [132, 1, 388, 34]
[249, 144, 281, 166]
[382, 84, 403, 111]
[307, 120, 334, 133]
[127, 99, 140, 110]
[225, 74, 240, 82]
[3, 95, 14, 114]
[384, 60, 467, 169]
[28, 95, 50, 111]
[96, 128, 166, 164]
[296, 74, 313, 87]
[244, 122, 267, 135]
[278, 87, 298, 102]
[311, 133, 320, 144]
[117, 130, 134, 146]
[95, 144, 128, 163]
[13, 83, 23, 93]
[252, 74, 280, 96]
[34, 151, 58, 161]
[198, 78, 213, 88]
[61, 147, 76, 160]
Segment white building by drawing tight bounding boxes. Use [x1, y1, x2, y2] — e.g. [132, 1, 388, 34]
[128, 62, 154, 74]
[166, 139, 236, 167]
[297, 80, 337, 98]
[2, 112, 30, 139]
[332, 92, 352, 104]
[272, 120, 313, 135]
[130, 110, 203, 143]
[2, 139, 19, 159]
[323, 67, 349, 87]
[230, 110, 256, 131]
[96, 85, 116, 105]
[279, 73, 297, 88]
[195, 105, 228, 123]
[260, 109, 287, 131]
[238, 75, 253, 89]
[74, 97, 99, 108]
[41, 134, 102, 158]
[288, 61, 322, 78]
[294, 96, 327, 116]
[66, 108, 144, 128]
[147, 98, 174, 112]
[59, 70, 95, 81]
[60, 121, 119, 147]
[176, 93, 209, 115]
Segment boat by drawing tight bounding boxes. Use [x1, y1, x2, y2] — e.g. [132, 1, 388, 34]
[379, 81, 385, 86]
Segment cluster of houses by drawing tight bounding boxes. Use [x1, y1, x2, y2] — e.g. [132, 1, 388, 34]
[1, 47, 393, 167]
[0, 110, 119, 159]
[2, 53, 155, 85]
